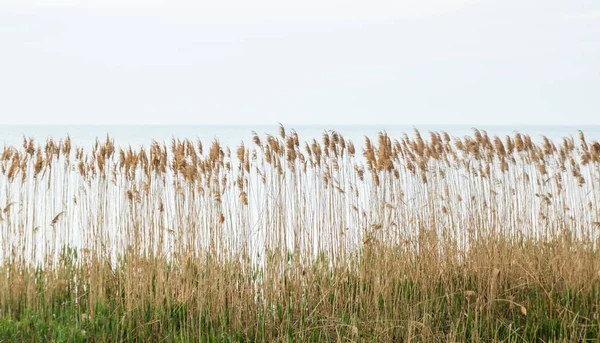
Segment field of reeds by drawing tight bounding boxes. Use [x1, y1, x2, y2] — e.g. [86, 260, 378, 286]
[1, 125, 600, 342]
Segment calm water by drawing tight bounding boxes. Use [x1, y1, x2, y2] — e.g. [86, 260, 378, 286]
[1, 125, 600, 149]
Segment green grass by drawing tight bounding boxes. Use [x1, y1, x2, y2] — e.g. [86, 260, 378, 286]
[0, 245, 598, 342]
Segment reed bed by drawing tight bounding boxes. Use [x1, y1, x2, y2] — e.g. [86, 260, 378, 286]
[1, 126, 600, 342]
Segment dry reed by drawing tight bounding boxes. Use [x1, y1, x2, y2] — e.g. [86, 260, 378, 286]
[0, 127, 599, 342]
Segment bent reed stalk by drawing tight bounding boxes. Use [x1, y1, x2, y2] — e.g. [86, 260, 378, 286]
[1, 126, 600, 342]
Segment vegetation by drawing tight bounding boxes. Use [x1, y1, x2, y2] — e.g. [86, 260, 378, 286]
[1, 126, 599, 342]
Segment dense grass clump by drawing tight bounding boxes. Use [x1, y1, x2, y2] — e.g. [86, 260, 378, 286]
[1, 126, 600, 341]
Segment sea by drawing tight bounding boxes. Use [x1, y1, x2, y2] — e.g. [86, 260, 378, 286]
[1, 125, 600, 149]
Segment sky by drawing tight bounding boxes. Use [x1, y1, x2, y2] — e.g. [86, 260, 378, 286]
[0, 0, 599, 126]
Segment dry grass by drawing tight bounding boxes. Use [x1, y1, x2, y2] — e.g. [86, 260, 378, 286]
[0, 128, 599, 342]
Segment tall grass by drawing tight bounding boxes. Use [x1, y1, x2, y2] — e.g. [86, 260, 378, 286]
[1, 126, 599, 342]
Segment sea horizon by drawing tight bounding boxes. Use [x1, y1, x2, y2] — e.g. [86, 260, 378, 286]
[2, 124, 599, 149]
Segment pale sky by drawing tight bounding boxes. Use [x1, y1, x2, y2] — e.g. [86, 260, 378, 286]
[1, 0, 599, 125]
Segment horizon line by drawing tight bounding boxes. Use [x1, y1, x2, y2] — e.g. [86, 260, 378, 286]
[1, 124, 599, 128]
